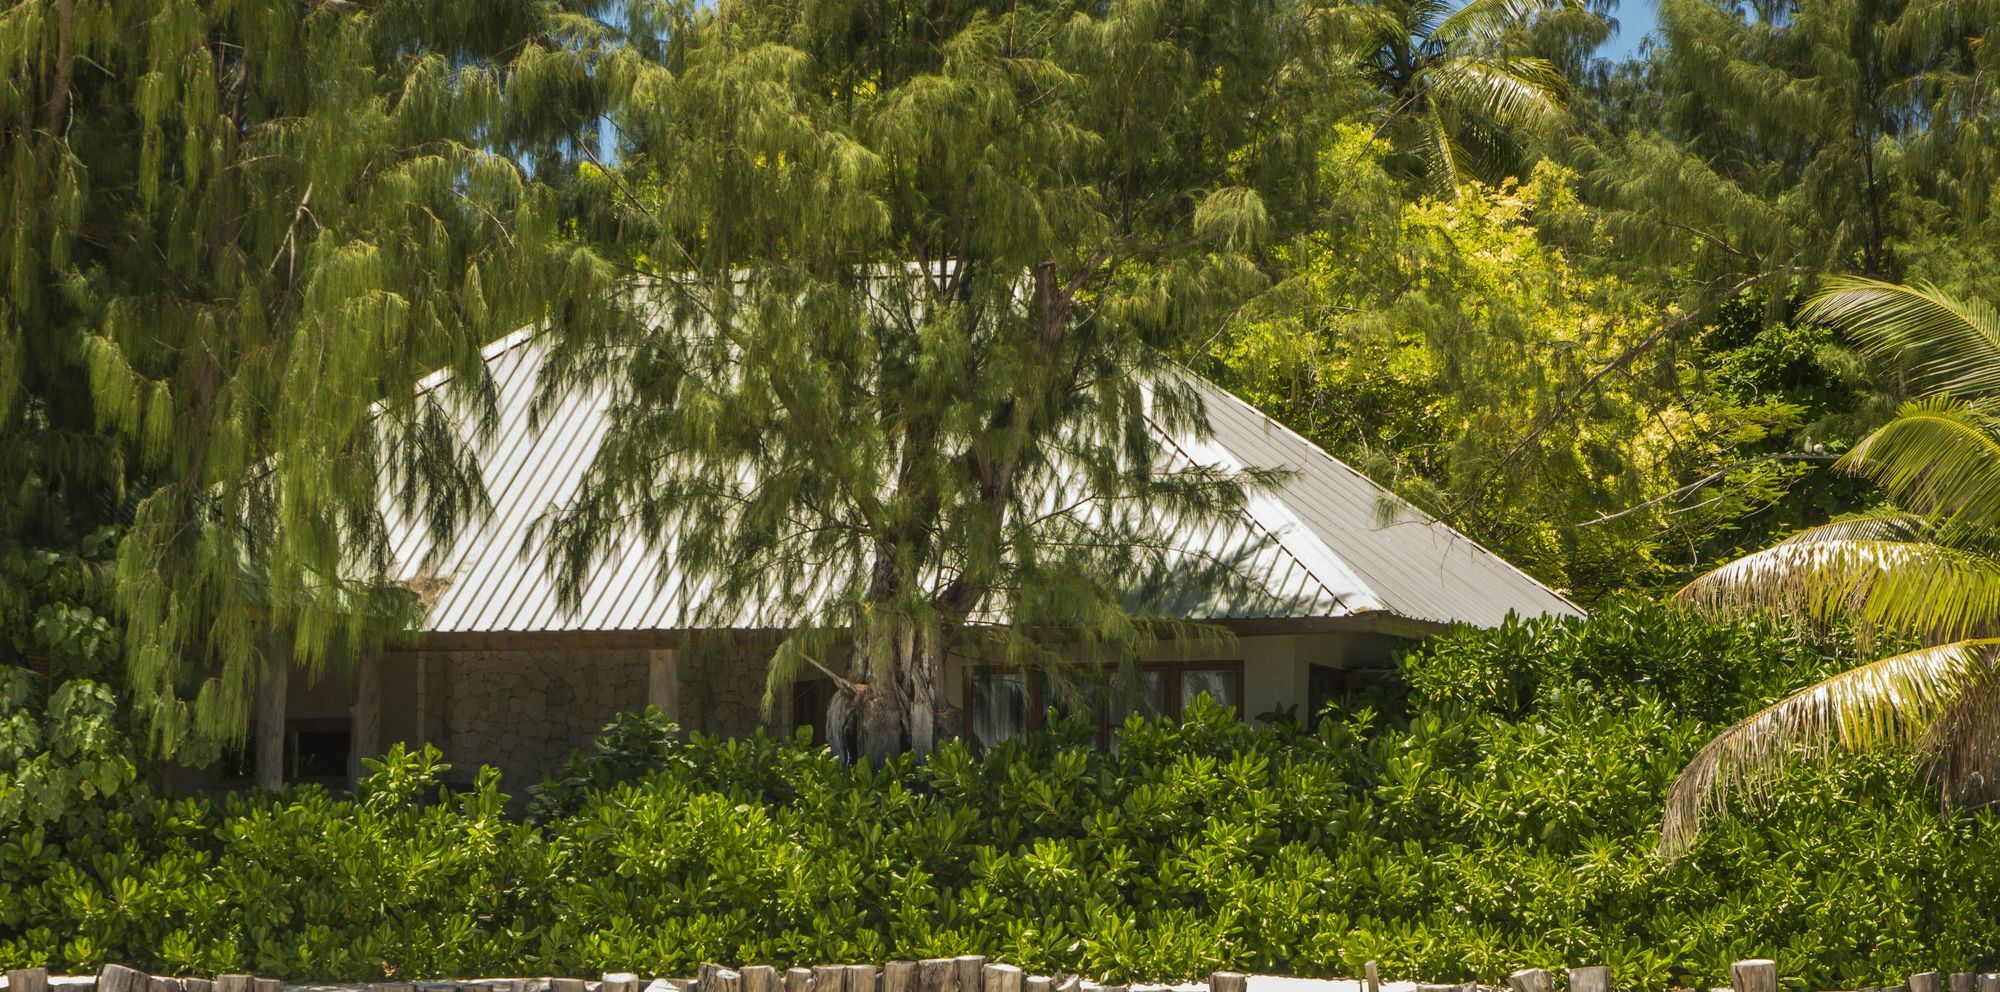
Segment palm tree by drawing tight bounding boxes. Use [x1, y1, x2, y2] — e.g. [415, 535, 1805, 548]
[1357, 0, 1576, 191]
[1663, 276, 2000, 855]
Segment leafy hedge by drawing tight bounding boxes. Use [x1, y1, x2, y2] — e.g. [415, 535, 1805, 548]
[2, 602, 1994, 987]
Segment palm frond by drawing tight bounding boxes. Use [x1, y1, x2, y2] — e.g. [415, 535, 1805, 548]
[1841, 397, 2000, 530]
[1418, 55, 1566, 130]
[1434, 0, 1581, 44]
[1412, 101, 1471, 194]
[1660, 639, 2000, 857]
[1801, 277, 2000, 398]
[1921, 670, 2000, 810]
[1676, 515, 2000, 642]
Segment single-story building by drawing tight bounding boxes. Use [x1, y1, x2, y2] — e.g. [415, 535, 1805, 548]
[257, 328, 1580, 791]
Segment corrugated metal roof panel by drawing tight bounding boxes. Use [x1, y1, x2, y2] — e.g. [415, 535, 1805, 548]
[1188, 378, 1581, 627]
[382, 332, 1580, 634]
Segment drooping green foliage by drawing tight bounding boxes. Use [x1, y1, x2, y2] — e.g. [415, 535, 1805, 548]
[8, 605, 1997, 986]
[541, 0, 1339, 760]
[1583, 0, 2000, 295]
[0, 0, 615, 755]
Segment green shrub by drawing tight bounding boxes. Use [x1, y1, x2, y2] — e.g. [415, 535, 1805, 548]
[0, 604, 1989, 987]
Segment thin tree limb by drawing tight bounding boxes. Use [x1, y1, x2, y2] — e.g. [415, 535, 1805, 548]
[1440, 269, 1800, 521]
[1579, 451, 1838, 527]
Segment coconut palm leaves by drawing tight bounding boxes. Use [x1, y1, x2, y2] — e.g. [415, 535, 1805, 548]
[1356, 0, 1575, 191]
[1665, 277, 2000, 853]
[1660, 638, 2000, 855]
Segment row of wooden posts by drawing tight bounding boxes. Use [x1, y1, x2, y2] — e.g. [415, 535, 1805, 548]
[0, 957, 1990, 992]
[1492, 960, 1997, 992]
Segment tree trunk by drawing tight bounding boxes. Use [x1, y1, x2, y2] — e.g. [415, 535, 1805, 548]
[254, 660, 289, 792]
[348, 652, 381, 786]
[836, 610, 952, 763]
[852, 621, 906, 764]
[647, 648, 679, 722]
[907, 624, 943, 758]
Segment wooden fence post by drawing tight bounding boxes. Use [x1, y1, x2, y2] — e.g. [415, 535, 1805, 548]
[216, 977, 254, 992]
[1913, 972, 1944, 992]
[917, 961, 955, 992]
[1976, 975, 2000, 992]
[98, 966, 148, 992]
[1210, 974, 1248, 992]
[883, 962, 916, 992]
[981, 965, 1022, 992]
[549, 981, 588, 992]
[812, 965, 848, 992]
[1024, 979, 1052, 992]
[184, 981, 216, 992]
[953, 957, 987, 992]
[1366, 962, 1382, 992]
[845, 965, 877, 992]
[785, 970, 814, 992]
[1569, 967, 1609, 992]
[1507, 969, 1551, 992]
[252, 979, 283, 992]
[1730, 960, 1776, 992]
[1950, 974, 1976, 992]
[6, 970, 50, 992]
[744, 966, 777, 992]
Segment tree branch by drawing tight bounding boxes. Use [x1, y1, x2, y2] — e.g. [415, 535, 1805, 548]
[41, 0, 76, 140]
[1438, 269, 1801, 522]
[1578, 451, 1838, 528]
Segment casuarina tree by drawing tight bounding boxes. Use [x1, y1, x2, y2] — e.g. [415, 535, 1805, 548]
[539, 0, 1339, 761]
[0, 0, 614, 784]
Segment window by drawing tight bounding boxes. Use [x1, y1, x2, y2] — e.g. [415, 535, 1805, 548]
[1307, 663, 1395, 726]
[966, 661, 1243, 750]
[221, 719, 353, 784]
[791, 677, 836, 746]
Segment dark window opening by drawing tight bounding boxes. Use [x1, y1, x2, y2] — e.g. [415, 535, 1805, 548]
[1308, 663, 1395, 725]
[220, 719, 353, 784]
[791, 677, 836, 746]
[291, 723, 351, 779]
[966, 661, 1243, 750]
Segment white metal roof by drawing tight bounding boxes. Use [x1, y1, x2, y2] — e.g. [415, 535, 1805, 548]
[381, 329, 1580, 635]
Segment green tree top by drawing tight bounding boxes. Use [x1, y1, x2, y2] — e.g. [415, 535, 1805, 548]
[0, 0, 614, 755]
[540, 0, 1338, 760]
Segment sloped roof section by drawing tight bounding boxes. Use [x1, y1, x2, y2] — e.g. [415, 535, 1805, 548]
[381, 330, 1580, 635]
[1184, 379, 1582, 627]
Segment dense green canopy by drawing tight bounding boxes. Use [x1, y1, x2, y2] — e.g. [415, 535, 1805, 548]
[0, 0, 616, 755]
[2, 0, 1999, 768]
[539, 0, 1337, 760]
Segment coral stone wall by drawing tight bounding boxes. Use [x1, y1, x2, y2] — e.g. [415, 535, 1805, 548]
[676, 646, 778, 739]
[434, 648, 650, 790]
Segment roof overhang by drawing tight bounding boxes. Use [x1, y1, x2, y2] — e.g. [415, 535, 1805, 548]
[397, 610, 1451, 653]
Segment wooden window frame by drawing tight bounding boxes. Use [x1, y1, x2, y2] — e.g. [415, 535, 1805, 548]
[963, 660, 1246, 749]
